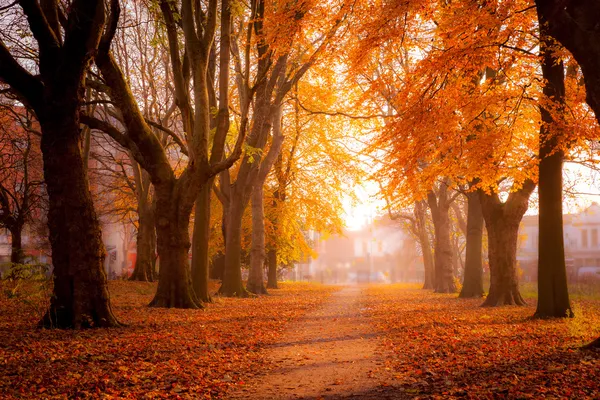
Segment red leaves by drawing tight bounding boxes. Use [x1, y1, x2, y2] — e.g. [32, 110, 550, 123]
[364, 284, 600, 399]
[0, 281, 336, 399]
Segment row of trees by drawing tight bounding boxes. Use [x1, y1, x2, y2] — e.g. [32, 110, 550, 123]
[1, 0, 600, 351]
[0, 0, 361, 328]
[352, 0, 600, 346]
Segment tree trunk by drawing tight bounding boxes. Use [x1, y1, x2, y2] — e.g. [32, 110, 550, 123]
[266, 248, 278, 289]
[247, 185, 268, 294]
[130, 206, 156, 282]
[427, 189, 456, 293]
[415, 201, 435, 290]
[534, 22, 573, 318]
[432, 208, 455, 293]
[460, 191, 484, 298]
[534, 0, 600, 346]
[481, 212, 524, 306]
[479, 182, 535, 307]
[219, 195, 249, 297]
[9, 224, 24, 264]
[191, 180, 214, 302]
[39, 114, 120, 328]
[149, 188, 202, 308]
[210, 253, 225, 279]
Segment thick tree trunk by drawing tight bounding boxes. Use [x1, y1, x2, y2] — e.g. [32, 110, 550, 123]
[415, 201, 435, 290]
[534, 0, 600, 346]
[9, 225, 24, 264]
[534, 22, 573, 318]
[39, 114, 120, 328]
[149, 190, 201, 308]
[219, 196, 249, 297]
[266, 248, 278, 289]
[460, 191, 484, 298]
[481, 214, 524, 306]
[191, 181, 214, 302]
[130, 206, 156, 282]
[247, 185, 268, 294]
[479, 182, 534, 307]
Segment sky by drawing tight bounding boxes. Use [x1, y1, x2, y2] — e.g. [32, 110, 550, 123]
[342, 162, 600, 231]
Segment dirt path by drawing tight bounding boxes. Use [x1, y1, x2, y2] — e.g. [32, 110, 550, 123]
[228, 286, 399, 399]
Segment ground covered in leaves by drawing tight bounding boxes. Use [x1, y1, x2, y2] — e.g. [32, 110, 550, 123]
[0, 280, 337, 399]
[364, 284, 600, 399]
[2, 281, 600, 399]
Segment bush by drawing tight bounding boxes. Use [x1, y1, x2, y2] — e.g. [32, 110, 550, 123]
[1, 263, 52, 321]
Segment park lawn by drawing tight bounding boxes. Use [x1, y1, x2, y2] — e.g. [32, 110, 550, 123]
[364, 284, 600, 399]
[0, 280, 338, 399]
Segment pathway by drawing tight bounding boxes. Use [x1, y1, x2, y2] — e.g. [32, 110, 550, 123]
[227, 286, 401, 399]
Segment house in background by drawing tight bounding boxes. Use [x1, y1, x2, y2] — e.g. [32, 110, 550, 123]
[518, 202, 600, 282]
[294, 217, 419, 284]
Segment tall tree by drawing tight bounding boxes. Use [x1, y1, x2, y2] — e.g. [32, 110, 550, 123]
[459, 190, 484, 298]
[533, 20, 573, 318]
[219, 0, 347, 296]
[0, 0, 120, 328]
[534, 0, 600, 349]
[427, 180, 458, 293]
[247, 104, 284, 294]
[86, 0, 242, 308]
[479, 180, 536, 307]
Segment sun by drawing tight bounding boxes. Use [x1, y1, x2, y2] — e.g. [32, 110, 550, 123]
[342, 182, 384, 231]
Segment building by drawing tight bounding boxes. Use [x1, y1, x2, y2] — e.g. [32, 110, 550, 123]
[295, 217, 419, 284]
[518, 202, 600, 282]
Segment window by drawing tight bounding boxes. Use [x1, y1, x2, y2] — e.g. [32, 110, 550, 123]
[592, 229, 598, 248]
[582, 229, 588, 248]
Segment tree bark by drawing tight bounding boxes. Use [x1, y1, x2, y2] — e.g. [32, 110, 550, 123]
[219, 195, 249, 297]
[192, 181, 214, 302]
[534, 21, 573, 318]
[247, 185, 268, 294]
[479, 181, 535, 307]
[534, 0, 600, 346]
[427, 185, 457, 293]
[39, 113, 120, 328]
[459, 191, 484, 298]
[0, 0, 121, 328]
[9, 224, 24, 264]
[415, 200, 435, 290]
[149, 187, 201, 308]
[247, 104, 284, 294]
[266, 248, 278, 289]
[130, 205, 156, 282]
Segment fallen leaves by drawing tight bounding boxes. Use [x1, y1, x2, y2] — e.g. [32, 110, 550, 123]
[363, 284, 600, 399]
[0, 280, 337, 399]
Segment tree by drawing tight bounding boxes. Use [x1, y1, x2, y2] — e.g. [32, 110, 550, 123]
[85, 0, 242, 308]
[427, 180, 458, 293]
[0, 0, 120, 328]
[535, 0, 600, 346]
[533, 20, 573, 318]
[459, 190, 485, 298]
[479, 180, 536, 307]
[247, 104, 284, 294]
[0, 106, 45, 264]
[219, 0, 348, 296]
